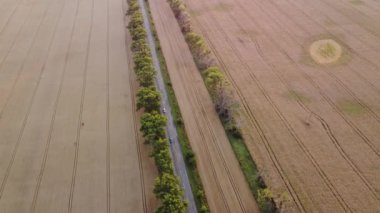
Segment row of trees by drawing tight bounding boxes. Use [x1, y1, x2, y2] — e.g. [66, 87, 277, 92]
[167, 0, 241, 138]
[166, 0, 277, 212]
[128, 1, 187, 212]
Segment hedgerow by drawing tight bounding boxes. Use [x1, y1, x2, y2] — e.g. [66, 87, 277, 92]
[127, 0, 187, 212]
[166, 0, 277, 211]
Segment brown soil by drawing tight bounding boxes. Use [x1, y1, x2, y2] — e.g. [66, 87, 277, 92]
[148, 0, 259, 212]
[183, 0, 380, 211]
[0, 0, 157, 212]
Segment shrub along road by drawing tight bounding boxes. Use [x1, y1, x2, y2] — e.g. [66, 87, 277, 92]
[135, 0, 197, 211]
[148, 0, 259, 212]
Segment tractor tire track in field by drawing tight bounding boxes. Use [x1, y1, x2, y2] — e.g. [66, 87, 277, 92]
[127, 56, 148, 213]
[0, 0, 25, 35]
[150, 0, 258, 211]
[275, 0, 380, 122]
[0, 0, 66, 199]
[212, 9, 351, 210]
[154, 6, 230, 209]
[30, 0, 81, 211]
[68, 0, 94, 211]
[191, 0, 354, 210]
[0, 0, 54, 119]
[235, 0, 380, 199]
[0, 0, 155, 211]
[238, 0, 380, 197]
[244, 0, 380, 199]
[0, 0, 35, 72]
[194, 86, 247, 212]
[0, 0, 44, 115]
[259, 0, 380, 157]
[188, 0, 380, 210]
[126, 8, 149, 211]
[188, 3, 306, 212]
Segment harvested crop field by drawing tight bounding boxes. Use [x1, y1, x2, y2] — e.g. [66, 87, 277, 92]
[183, 0, 380, 211]
[0, 0, 157, 212]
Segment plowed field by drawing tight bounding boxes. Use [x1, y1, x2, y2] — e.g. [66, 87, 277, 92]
[183, 0, 380, 211]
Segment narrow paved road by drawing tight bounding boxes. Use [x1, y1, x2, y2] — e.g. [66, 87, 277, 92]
[0, 0, 157, 212]
[137, 0, 197, 212]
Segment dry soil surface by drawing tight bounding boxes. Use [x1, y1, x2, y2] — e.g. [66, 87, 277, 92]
[183, 0, 380, 211]
[148, 0, 259, 212]
[0, 0, 157, 212]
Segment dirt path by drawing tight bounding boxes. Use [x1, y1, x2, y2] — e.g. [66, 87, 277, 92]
[148, 0, 259, 212]
[0, 0, 157, 212]
[184, 0, 380, 211]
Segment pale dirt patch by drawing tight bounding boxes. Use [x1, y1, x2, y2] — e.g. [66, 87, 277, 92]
[309, 39, 342, 64]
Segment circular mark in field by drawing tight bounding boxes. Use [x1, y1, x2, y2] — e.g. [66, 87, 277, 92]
[309, 39, 342, 64]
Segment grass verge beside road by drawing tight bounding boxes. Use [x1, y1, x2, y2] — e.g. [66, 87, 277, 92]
[144, 1, 210, 211]
[166, 0, 277, 211]
[127, 0, 188, 211]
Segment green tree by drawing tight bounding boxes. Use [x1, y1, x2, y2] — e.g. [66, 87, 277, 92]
[257, 188, 275, 212]
[152, 138, 169, 152]
[140, 111, 167, 143]
[154, 173, 182, 198]
[154, 173, 187, 213]
[135, 66, 155, 87]
[134, 55, 153, 70]
[127, 1, 139, 15]
[129, 12, 144, 29]
[185, 32, 211, 58]
[131, 26, 147, 40]
[137, 87, 161, 111]
[153, 148, 174, 174]
[204, 66, 225, 97]
[204, 66, 236, 119]
[155, 193, 188, 213]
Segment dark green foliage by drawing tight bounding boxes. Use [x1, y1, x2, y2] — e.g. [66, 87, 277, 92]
[128, 1, 198, 212]
[184, 150, 195, 168]
[140, 111, 167, 143]
[136, 66, 155, 87]
[131, 26, 147, 40]
[153, 148, 174, 174]
[167, 0, 278, 211]
[154, 173, 188, 213]
[150, 10, 210, 210]
[137, 87, 161, 112]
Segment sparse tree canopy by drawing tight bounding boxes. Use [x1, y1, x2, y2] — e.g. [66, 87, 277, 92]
[185, 33, 211, 58]
[204, 66, 225, 95]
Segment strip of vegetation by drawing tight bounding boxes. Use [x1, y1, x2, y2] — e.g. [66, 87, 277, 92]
[166, 0, 277, 212]
[144, 1, 210, 212]
[127, 1, 187, 212]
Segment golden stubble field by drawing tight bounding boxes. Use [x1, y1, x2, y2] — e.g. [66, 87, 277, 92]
[181, 0, 380, 211]
[0, 0, 158, 212]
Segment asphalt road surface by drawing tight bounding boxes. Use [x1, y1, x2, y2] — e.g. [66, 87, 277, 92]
[137, 0, 197, 212]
